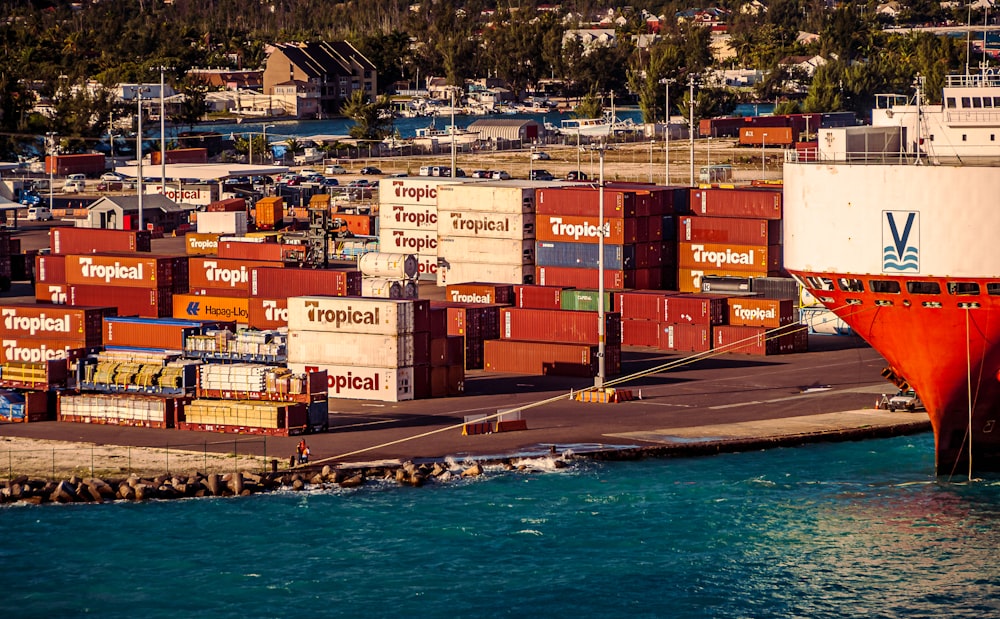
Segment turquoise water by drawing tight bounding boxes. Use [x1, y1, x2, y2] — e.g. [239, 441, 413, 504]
[4, 432, 1000, 618]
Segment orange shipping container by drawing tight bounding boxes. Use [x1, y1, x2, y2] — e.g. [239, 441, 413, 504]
[677, 242, 781, 272]
[188, 257, 283, 293]
[739, 126, 796, 147]
[727, 297, 795, 329]
[64, 254, 176, 289]
[206, 198, 246, 213]
[186, 233, 221, 255]
[35, 283, 68, 304]
[253, 197, 284, 230]
[247, 297, 288, 330]
[337, 213, 376, 236]
[172, 294, 250, 322]
[535, 214, 635, 244]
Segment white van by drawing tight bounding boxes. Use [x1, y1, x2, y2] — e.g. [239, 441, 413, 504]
[26, 206, 53, 221]
[63, 174, 86, 193]
[324, 164, 347, 175]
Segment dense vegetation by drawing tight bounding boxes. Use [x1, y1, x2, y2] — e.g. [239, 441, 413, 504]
[0, 0, 984, 157]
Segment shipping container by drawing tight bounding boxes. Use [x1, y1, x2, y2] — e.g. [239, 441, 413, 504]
[429, 336, 465, 367]
[751, 276, 799, 300]
[713, 325, 781, 355]
[438, 210, 535, 240]
[535, 214, 637, 244]
[206, 197, 246, 213]
[415, 254, 438, 282]
[252, 196, 284, 230]
[185, 232, 221, 255]
[250, 267, 359, 298]
[679, 268, 777, 294]
[378, 177, 464, 206]
[287, 297, 423, 335]
[431, 302, 501, 339]
[57, 393, 183, 428]
[35, 283, 67, 304]
[358, 253, 418, 279]
[217, 239, 303, 262]
[34, 254, 66, 285]
[104, 316, 219, 350]
[69, 285, 172, 318]
[189, 257, 282, 293]
[337, 213, 377, 236]
[677, 242, 782, 273]
[500, 308, 621, 345]
[621, 319, 659, 347]
[436, 236, 535, 265]
[0, 336, 94, 363]
[172, 293, 249, 323]
[727, 297, 795, 328]
[677, 216, 782, 245]
[689, 188, 782, 220]
[438, 262, 533, 287]
[615, 291, 674, 321]
[513, 285, 566, 310]
[536, 240, 635, 270]
[659, 323, 712, 352]
[287, 331, 415, 367]
[484, 340, 620, 377]
[379, 228, 437, 256]
[536, 187, 637, 218]
[699, 116, 747, 138]
[289, 362, 415, 402]
[437, 183, 535, 214]
[64, 254, 176, 289]
[739, 126, 797, 147]
[445, 283, 513, 305]
[196, 211, 248, 235]
[51, 228, 151, 254]
[45, 153, 105, 176]
[248, 297, 287, 330]
[151, 147, 208, 165]
[379, 202, 439, 231]
[0, 303, 113, 345]
[663, 294, 727, 326]
[535, 266, 630, 290]
[560, 289, 613, 312]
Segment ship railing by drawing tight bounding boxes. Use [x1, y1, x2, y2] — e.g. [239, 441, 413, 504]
[946, 71, 1000, 88]
[944, 109, 1000, 125]
[785, 149, 913, 165]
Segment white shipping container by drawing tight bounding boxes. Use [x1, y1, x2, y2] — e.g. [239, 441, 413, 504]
[288, 363, 415, 402]
[358, 252, 418, 279]
[287, 331, 415, 367]
[436, 262, 534, 287]
[287, 296, 416, 334]
[378, 202, 439, 231]
[196, 211, 248, 235]
[415, 254, 438, 282]
[379, 228, 438, 256]
[361, 278, 418, 299]
[378, 177, 463, 207]
[437, 236, 535, 265]
[437, 184, 536, 214]
[438, 210, 535, 240]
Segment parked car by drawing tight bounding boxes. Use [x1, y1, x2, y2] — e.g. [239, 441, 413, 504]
[565, 171, 589, 181]
[26, 206, 53, 221]
[19, 191, 42, 206]
[491, 170, 511, 180]
[320, 177, 340, 187]
[100, 172, 127, 182]
[531, 151, 551, 160]
[530, 169, 554, 181]
[97, 181, 123, 191]
[360, 166, 382, 175]
[470, 170, 491, 179]
[324, 164, 347, 175]
[63, 179, 86, 193]
[347, 179, 371, 188]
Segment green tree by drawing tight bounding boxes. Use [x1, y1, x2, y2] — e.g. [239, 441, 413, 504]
[340, 89, 393, 140]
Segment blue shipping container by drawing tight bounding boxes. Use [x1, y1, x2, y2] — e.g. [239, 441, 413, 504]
[535, 241, 634, 270]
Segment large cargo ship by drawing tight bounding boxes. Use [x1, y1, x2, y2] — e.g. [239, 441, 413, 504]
[783, 68, 1000, 476]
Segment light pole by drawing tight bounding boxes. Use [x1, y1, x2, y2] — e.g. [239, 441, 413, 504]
[660, 78, 672, 185]
[762, 132, 767, 177]
[261, 124, 275, 165]
[529, 146, 535, 179]
[649, 139, 654, 183]
[448, 86, 459, 178]
[159, 66, 168, 191]
[131, 85, 150, 230]
[688, 75, 696, 186]
[45, 132, 56, 212]
[595, 140, 606, 389]
[707, 136, 712, 169]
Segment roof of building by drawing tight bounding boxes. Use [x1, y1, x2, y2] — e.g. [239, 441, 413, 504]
[87, 194, 186, 214]
[271, 41, 374, 79]
[467, 119, 541, 128]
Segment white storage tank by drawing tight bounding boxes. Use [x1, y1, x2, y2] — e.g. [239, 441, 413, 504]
[359, 252, 418, 279]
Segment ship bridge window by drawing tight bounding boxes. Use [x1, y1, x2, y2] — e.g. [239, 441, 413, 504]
[973, 97, 983, 109]
[988, 284, 1000, 296]
[906, 281, 941, 295]
[985, 98, 994, 108]
[948, 282, 981, 295]
[994, 97, 1000, 107]
[869, 279, 901, 294]
[807, 276, 834, 291]
[837, 277, 864, 292]
[962, 97, 971, 107]
[947, 97, 957, 108]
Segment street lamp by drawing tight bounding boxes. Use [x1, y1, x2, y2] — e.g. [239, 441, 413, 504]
[261, 124, 275, 165]
[595, 140, 607, 389]
[131, 85, 150, 230]
[529, 146, 535, 179]
[649, 139, 655, 183]
[159, 66, 169, 190]
[447, 86, 460, 178]
[660, 77, 673, 185]
[688, 74, 696, 186]
[45, 132, 56, 213]
[762, 132, 768, 177]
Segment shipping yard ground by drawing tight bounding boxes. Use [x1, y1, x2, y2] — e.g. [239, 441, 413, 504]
[0, 222, 931, 474]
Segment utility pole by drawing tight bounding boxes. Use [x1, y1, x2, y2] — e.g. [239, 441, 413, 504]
[661, 78, 672, 185]
[132, 85, 150, 230]
[159, 66, 168, 191]
[688, 75, 696, 186]
[595, 140, 607, 389]
[46, 132, 56, 213]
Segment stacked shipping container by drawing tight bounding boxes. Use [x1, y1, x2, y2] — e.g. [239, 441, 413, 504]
[378, 177, 463, 281]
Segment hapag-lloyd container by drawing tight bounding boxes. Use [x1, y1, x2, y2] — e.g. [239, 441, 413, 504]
[361, 278, 417, 300]
[378, 177, 464, 207]
[712, 325, 781, 355]
[677, 242, 781, 272]
[659, 323, 712, 352]
[251, 267, 360, 298]
[690, 187, 782, 220]
[287, 331, 416, 368]
[483, 340, 621, 377]
[0, 304, 113, 345]
[727, 297, 795, 328]
[379, 228, 437, 256]
[64, 254, 176, 289]
[445, 283, 514, 305]
[0, 337, 94, 364]
[621, 319, 660, 347]
[185, 232, 221, 255]
[437, 183, 536, 214]
[288, 362, 415, 402]
[379, 202, 438, 231]
[437, 262, 533, 287]
[500, 308, 621, 345]
[35, 283, 67, 304]
[536, 240, 636, 270]
[663, 294, 728, 326]
[69, 285, 173, 318]
[51, 228, 151, 254]
[287, 297, 422, 334]
[172, 294, 249, 322]
[189, 257, 282, 293]
[535, 214, 637, 245]
[678, 215, 783, 245]
[535, 265, 630, 290]
[104, 316, 216, 350]
[513, 285, 565, 310]
[437, 237, 535, 265]
[248, 297, 287, 330]
[358, 252, 418, 279]
[536, 187, 638, 217]
[438, 210, 535, 239]
[35, 255, 66, 284]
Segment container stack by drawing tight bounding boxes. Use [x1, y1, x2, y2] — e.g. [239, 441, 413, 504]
[56, 254, 188, 318]
[176, 256, 284, 323]
[247, 266, 361, 330]
[429, 300, 502, 371]
[378, 177, 465, 281]
[714, 297, 803, 355]
[435, 182, 537, 286]
[677, 187, 784, 293]
[357, 252, 418, 300]
[286, 296, 459, 402]
[533, 185, 674, 291]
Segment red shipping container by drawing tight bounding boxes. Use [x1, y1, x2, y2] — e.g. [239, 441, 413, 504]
[151, 147, 208, 165]
[689, 188, 782, 220]
[500, 308, 621, 345]
[658, 323, 711, 353]
[633, 268, 665, 290]
[536, 214, 638, 244]
[431, 302, 501, 339]
[189, 257, 281, 294]
[634, 242, 663, 268]
[186, 287, 250, 298]
[35, 283, 68, 304]
[0, 337, 95, 363]
[45, 153, 104, 176]
[713, 325, 781, 356]
[0, 303, 113, 346]
[69, 285, 173, 318]
[217, 240, 302, 262]
[247, 297, 288, 330]
[50, 228, 152, 254]
[428, 307, 448, 339]
[621, 319, 659, 347]
[677, 216, 782, 245]
[728, 297, 795, 328]
[445, 283, 514, 305]
[103, 317, 208, 350]
[664, 294, 727, 326]
[513, 285, 565, 310]
[536, 266, 631, 290]
[615, 291, 675, 321]
[429, 336, 465, 367]
[35, 254, 66, 284]
[250, 267, 361, 298]
[337, 213, 377, 236]
[484, 340, 620, 377]
[64, 254, 177, 290]
[206, 198, 246, 212]
[677, 242, 781, 273]
[536, 187, 637, 218]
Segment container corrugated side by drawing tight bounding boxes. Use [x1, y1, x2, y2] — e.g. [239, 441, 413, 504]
[379, 203, 438, 231]
[64, 254, 175, 289]
[536, 241, 634, 270]
[512, 285, 565, 310]
[438, 210, 535, 240]
[690, 188, 782, 220]
[615, 291, 675, 321]
[663, 294, 727, 326]
[677, 242, 781, 273]
[0, 337, 94, 363]
[500, 308, 621, 345]
[189, 257, 283, 293]
[484, 340, 620, 377]
[287, 331, 415, 367]
[445, 283, 514, 305]
[727, 297, 795, 328]
[103, 317, 205, 350]
[678, 216, 782, 245]
[69, 285, 173, 318]
[535, 214, 637, 244]
[35, 254, 66, 284]
[251, 267, 360, 298]
[0, 304, 112, 345]
[35, 283, 67, 304]
[659, 323, 712, 352]
[559, 289, 613, 312]
[536, 187, 637, 217]
[287, 296, 417, 334]
[379, 228, 437, 256]
[195, 211, 248, 235]
[712, 325, 781, 355]
[185, 233, 221, 255]
[248, 297, 287, 330]
[287, 363, 415, 402]
[535, 266, 629, 290]
[217, 241, 302, 262]
[172, 294, 249, 323]
[437, 237, 535, 265]
[437, 262, 533, 287]
[437, 184, 535, 214]
[51, 228, 151, 254]
[622, 319, 659, 347]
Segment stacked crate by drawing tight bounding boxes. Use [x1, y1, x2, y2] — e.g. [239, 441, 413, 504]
[177, 256, 283, 323]
[677, 187, 784, 293]
[435, 182, 537, 286]
[378, 177, 466, 281]
[58, 254, 187, 318]
[614, 291, 725, 353]
[247, 267, 361, 330]
[714, 297, 801, 356]
[0, 303, 111, 364]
